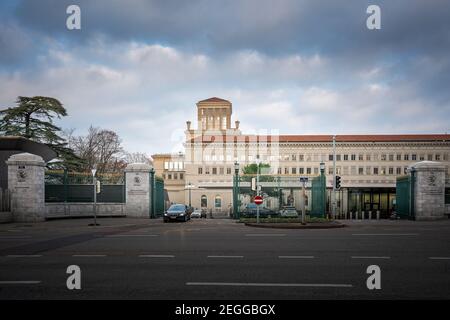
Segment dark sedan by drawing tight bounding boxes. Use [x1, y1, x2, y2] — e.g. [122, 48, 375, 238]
[163, 204, 192, 222]
[241, 203, 277, 218]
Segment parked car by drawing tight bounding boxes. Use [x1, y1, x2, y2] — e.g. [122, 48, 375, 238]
[191, 208, 202, 218]
[279, 206, 299, 217]
[241, 203, 277, 218]
[164, 204, 191, 222]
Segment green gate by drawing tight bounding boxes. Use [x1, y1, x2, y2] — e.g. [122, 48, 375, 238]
[150, 172, 166, 218]
[396, 174, 415, 219]
[310, 174, 326, 218]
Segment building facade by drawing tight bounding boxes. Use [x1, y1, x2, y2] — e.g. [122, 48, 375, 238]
[156, 97, 450, 216]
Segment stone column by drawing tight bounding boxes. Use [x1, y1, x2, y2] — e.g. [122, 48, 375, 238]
[411, 161, 446, 220]
[125, 163, 152, 218]
[6, 153, 45, 222]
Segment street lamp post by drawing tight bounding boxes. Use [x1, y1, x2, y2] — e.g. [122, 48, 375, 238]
[187, 182, 192, 207]
[320, 162, 326, 218]
[233, 161, 240, 219]
[90, 167, 99, 226]
[332, 135, 337, 219]
[256, 155, 260, 224]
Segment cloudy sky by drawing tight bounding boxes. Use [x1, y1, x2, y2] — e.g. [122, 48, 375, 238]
[1, 0, 450, 155]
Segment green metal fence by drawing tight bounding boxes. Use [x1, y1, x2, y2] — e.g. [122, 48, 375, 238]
[310, 174, 326, 218]
[45, 170, 125, 203]
[396, 175, 414, 219]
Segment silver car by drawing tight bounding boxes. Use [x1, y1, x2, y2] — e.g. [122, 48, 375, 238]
[279, 206, 299, 217]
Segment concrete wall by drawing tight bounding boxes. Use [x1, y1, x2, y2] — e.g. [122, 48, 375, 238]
[45, 203, 125, 218]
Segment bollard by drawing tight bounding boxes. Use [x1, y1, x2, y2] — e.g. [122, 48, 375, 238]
[376, 210, 380, 220]
[361, 211, 365, 220]
[369, 211, 372, 220]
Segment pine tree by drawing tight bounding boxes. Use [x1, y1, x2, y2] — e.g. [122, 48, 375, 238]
[0, 96, 82, 170]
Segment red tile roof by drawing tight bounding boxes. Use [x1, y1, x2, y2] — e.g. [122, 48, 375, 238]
[197, 97, 231, 103]
[188, 134, 450, 143]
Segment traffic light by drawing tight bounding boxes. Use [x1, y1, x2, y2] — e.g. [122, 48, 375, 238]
[335, 175, 341, 190]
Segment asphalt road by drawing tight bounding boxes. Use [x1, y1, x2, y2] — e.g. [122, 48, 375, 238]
[0, 217, 449, 299]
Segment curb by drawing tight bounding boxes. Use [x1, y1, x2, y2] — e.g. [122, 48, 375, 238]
[244, 222, 346, 229]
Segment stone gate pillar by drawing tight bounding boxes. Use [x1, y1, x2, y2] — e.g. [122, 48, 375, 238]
[6, 153, 46, 222]
[411, 161, 446, 220]
[125, 163, 152, 218]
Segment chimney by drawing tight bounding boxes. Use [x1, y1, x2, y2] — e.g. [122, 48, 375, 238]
[186, 121, 191, 130]
[235, 120, 240, 130]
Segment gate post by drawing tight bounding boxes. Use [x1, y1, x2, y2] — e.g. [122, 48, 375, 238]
[410, 161, 446, 220]
[124, 163, 152, 218]
[6, 153, 45, 222]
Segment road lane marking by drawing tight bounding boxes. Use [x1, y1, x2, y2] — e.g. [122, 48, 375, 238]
[351, 256, 391, 259]
[278, 256, 315, 259]
[139, 255, 175, 258]
[207, 255, 244, 258]
[0, 281, 41, 285]
[245, 234, 286, 237]
[6, 255, 42, 258]
[352, 233, 419, 236]
[72, 254, 106, 257]
[106, 234, 159, 238]
[186, 282, 352, 288]
[429, 257, 450, 260]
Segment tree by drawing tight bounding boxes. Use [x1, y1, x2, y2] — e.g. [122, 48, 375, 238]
[123, 152, 152, 165]
[71, 126, 124, 173]
[0, 96, 82, 170]
[242, 163, 271, 174]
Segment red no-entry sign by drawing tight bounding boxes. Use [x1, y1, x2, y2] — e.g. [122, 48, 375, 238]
[254, 196, 263, 205]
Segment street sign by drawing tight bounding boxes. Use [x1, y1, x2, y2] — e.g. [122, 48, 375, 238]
[254, 195, 263, 205]
[251, 177, 256, 191]
[300, 177, 308, 183]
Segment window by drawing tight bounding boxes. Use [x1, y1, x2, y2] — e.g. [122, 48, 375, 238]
[277, 167, 282, 174]
[299, 155, 304, 161]
[292, 154, 297, 161]
[299, 168, 304, 174]
[212, 168, 217, 175]
[285, 167, 289, 174]
[180, 173, 184, 180]
[412, 154, 417, 161]
[306, 168, 311, 175]
[162, 174, 166, 179]
[396, 167, 402, 175]
[215, 195, 222, 208]
[164, 162, 169, 170]
[404, 154, 409, 161]
[419, 155, 425, 161]
[388, 167, 394, 175]
[366, 166, 371, 175]
[436, 154, 441, 161]
[359, 154, 364, 161]
[205, 167, 210, 175]
[389, 154, 394, 161]
[219, 167, 224, 175]
[198, 167, 203, 174]
[381, 154, 386, 161]
[314, 167, 319, 175]
[174, 173, 178, 179]
[328, 167, 333, 175]
[227, 167, 231, 175]
[329, 154, 333, 161]
[428, 154, 433, 161]
[366, 154, 371, 161]
[292, 167, 297, 174]
[397, 154, 402, 161]
[351, 154, 356, 161]
[168, 174, 172, 179]
[358, 167, 364, 175]
[404, 167, 408, 174]
[373, 167, 379, 175]
[336, 155, 341, 161]
[201, 195, 207, 208]
[344, 154, 349, 161]
[380, 167, 386, 175]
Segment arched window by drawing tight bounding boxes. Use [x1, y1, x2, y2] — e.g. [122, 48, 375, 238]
[201, 195, 207, 208]
[215, 195, 222, 208]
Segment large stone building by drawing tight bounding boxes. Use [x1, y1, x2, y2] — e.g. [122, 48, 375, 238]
[154, 97, 450, 216]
